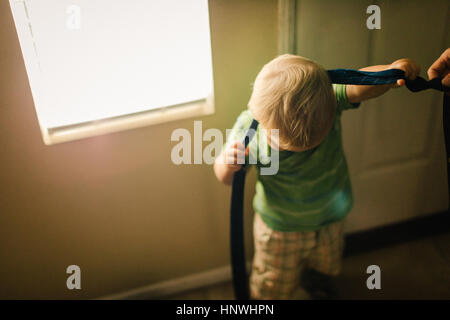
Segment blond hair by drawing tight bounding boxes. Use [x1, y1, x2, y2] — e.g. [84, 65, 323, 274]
[248, 54, 336, 150]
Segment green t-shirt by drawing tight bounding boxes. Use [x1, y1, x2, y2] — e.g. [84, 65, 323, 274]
[225, 84, 360, 232]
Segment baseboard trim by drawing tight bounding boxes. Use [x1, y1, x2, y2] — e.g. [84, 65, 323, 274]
[344, 210, 450, 257]
[99, 263, 252, 300]
[99, 211, 450, 300]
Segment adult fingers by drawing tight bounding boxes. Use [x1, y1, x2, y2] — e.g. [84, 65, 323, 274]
[427, 48, 450, 81]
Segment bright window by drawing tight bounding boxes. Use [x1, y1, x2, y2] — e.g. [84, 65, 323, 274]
[9, 0, 214, 144]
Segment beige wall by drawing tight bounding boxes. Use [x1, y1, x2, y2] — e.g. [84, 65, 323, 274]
[0, 0, 278, 299]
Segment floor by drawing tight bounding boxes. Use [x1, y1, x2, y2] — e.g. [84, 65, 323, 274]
[165, 231, 450, 300]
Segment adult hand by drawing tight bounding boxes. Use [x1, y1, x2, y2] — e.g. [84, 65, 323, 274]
[427, 48, 450, 87]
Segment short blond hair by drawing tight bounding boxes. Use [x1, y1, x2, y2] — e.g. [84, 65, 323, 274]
[248, 54, 336, 150]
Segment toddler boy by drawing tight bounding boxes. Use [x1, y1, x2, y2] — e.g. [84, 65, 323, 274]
[214, 54, 419, 299]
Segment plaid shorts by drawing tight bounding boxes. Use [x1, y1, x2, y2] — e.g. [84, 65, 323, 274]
[250, 213, 345, 300]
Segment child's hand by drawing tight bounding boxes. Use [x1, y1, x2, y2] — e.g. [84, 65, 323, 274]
[349, 59, 421, 103]
[214, 141, 249, 185]
[217, 141, 249, 172]
[388, 58, 421, 87]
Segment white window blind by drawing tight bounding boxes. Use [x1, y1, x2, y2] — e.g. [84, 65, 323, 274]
[9, 0, 213, 143]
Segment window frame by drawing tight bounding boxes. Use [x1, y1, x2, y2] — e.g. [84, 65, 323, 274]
[9, 0, 215, 145]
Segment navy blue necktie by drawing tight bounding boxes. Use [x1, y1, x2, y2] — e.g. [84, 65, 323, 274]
[230, 69, 449, 300]
[328, 69, 448, 92]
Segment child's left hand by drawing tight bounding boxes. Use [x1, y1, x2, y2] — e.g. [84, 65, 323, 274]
[388, 58, 421, 87]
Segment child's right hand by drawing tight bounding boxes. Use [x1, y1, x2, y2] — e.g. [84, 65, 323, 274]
[217, 141, 249, 172]
[214, 141, 249, 185]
